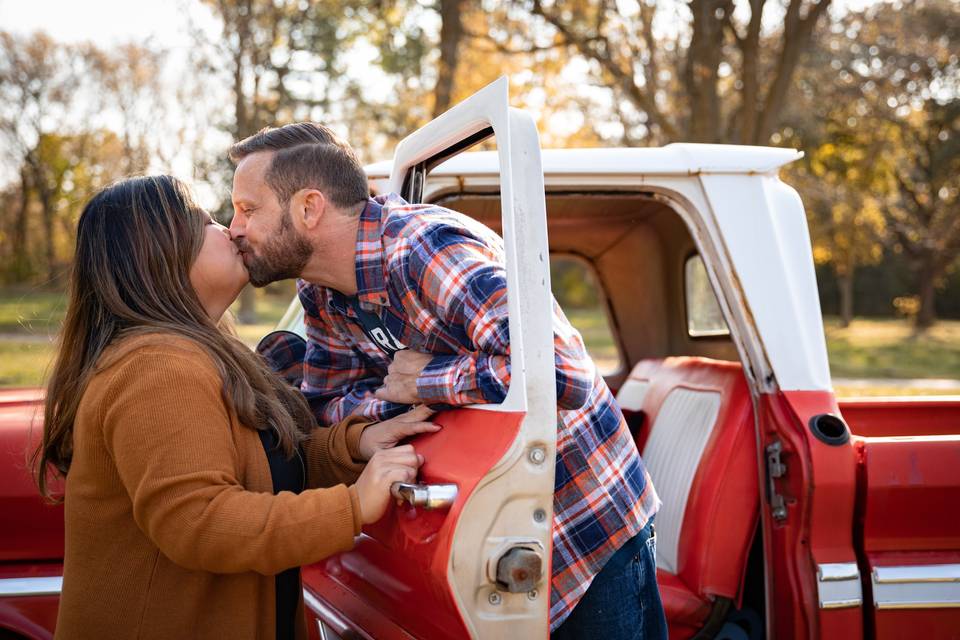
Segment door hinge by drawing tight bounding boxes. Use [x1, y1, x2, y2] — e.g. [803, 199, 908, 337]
[766, 440, 788, 521]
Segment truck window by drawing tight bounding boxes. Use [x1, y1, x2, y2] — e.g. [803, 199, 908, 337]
[551, 255, 623, 375]
[685, 254, 730, 338]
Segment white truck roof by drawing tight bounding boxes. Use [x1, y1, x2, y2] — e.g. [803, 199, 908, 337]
[364, 144, 803, 180]
[366, 142, 829, 394]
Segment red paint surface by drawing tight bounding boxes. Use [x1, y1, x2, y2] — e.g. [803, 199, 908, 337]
[858, 437, 960, 552]
[765, 391, 862, 639]
[874, 609, 960, 640]
[857, 435, 960, 636]
[840, 397, 960, 437]
[303, 407, 525, 640]
[0, 389, 64, 563]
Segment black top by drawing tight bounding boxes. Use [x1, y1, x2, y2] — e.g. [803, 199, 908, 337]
[257, 426, 305, 640]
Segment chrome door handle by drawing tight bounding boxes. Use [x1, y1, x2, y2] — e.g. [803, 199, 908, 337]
[390, 482, 458, 510]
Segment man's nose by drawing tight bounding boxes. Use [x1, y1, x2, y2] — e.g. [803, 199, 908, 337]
[229, 212, 244, 235]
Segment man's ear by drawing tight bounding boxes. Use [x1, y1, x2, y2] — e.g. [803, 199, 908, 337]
[299, 189, 326, 230]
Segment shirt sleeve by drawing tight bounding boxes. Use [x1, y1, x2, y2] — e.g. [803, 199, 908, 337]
[298, 281, 409, 424]
[403, 223, 595, 410]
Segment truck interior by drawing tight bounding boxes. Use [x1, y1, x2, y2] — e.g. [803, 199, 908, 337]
[435, 191, 765, 640]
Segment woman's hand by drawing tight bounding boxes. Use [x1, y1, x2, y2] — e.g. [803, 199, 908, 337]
[357, 405, 439, 461]
[354, 445, 422, 524]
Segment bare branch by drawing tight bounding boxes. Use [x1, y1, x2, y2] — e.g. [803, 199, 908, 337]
[532, 0, 679, 140]
[754, 0, 832, 143]
[463, 27, 573, 54]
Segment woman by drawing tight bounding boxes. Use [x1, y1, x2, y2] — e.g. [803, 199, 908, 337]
[35, 175, 436, 639]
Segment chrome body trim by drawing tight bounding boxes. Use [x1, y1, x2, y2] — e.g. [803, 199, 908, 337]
[873, 564, 960, 609]
[874, 564, 960, 584]
[817, 562, 863, 609]
[0, 576, 63, 597]
[303, 588, 364, 640]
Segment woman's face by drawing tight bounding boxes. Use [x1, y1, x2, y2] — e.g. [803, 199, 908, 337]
[189, 214, 249, 319]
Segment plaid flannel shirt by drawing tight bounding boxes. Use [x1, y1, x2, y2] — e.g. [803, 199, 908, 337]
[298, 195, 660, 629]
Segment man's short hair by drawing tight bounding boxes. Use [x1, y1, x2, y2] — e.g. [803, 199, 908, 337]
[230, 123, 369, 210]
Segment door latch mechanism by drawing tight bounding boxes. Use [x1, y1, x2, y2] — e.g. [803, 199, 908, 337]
[765, 440, 788, 521]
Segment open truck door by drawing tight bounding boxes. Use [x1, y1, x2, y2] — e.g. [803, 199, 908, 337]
[301, 77, 557, 639]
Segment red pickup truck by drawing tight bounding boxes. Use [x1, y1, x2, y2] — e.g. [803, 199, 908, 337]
[2, 78, 958, 639]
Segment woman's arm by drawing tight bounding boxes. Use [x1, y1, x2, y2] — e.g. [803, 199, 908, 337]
[305, 405, 440, 488]
[301, 415, 368, 488]
[101, 343, 361, 576]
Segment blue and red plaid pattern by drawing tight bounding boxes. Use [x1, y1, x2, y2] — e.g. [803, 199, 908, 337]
[299, 194, 660, 629]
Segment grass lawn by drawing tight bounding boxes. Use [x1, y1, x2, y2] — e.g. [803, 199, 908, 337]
[824, 317, 960, 380]
[0, 289, 69, 335]
[0, 339, 57, 388]
[2, 287, 958, 395]
[0, 287, 294, 389]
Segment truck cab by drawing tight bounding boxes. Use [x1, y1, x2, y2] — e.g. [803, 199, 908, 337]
[2, 78, 958, 639]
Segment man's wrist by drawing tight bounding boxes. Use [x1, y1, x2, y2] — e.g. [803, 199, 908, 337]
[416, 354, 469, 405]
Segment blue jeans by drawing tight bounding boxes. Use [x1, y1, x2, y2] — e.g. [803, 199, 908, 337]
[552, 518, 667, 640]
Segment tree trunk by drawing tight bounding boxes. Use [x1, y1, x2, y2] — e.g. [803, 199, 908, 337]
[914, 258, 938, 330]
[37, 187, 57, 283]
[684, 0, 727, 141]
[12, 167, 31, 281]
[735, 0, 764, 144]
[231, 2, 257, 324]
[433, 0, 464, 118]
[753, 0, 832, 144]
[236, 285, 258, 324]
[838, 269, 854, 328]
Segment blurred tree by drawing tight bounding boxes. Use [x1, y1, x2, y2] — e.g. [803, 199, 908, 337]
[807, 0, 960, 329]
[196, 0, 367, 322]
[84, 43, 168, 174]
[0, 31, 79, 282]
[482, 0, 832, 145]
[885, 99, 960, 329]
[783, 99, 891, 327]
[434, 0, 466, 117]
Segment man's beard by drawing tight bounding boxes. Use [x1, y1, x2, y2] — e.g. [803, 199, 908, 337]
[238, 210, 312, 287]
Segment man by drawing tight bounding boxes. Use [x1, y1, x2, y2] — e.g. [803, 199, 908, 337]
[229, 122, 665, 638]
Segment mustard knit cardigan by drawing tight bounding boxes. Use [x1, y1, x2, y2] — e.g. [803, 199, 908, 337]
[55, 333, 368, 640]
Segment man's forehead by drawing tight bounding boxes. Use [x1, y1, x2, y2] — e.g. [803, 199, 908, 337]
[232, 151, 274, 200]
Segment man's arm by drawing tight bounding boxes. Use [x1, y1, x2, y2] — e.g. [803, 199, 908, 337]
[298, 282, 408, 424]
[384, 223, 595, 410]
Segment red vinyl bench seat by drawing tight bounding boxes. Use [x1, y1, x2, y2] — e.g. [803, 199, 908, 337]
[616, 357, 759, 639]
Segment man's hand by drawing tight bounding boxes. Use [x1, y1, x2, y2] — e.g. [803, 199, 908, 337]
[374, 350, 433, 404]
[357, 405, 439, 461]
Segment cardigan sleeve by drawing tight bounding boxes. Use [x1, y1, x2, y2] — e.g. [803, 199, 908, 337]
[301, 415, 369, 488]
[100, 341, 362, 576]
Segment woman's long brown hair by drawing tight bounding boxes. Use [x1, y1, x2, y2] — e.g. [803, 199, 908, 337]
[35, 175, 311, 501]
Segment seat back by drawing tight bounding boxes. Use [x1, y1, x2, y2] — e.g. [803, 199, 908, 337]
[616, 357, 759, 602]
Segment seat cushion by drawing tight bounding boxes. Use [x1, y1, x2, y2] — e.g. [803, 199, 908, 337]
[642, 386, 722, 575]
[656, 570, 711, 639]
[616, 357, 759, 626]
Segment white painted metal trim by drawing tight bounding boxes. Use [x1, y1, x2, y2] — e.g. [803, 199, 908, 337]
[387, 76, 549, 415]
[385, 76, 556, 638]
[816, 563, 863, 609]
[367, 145, 804, 181]
[0, 576, 62, 597]
[873, 564, 960, 609]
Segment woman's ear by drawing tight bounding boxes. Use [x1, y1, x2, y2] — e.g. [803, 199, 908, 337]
[299, 189, 326, 230]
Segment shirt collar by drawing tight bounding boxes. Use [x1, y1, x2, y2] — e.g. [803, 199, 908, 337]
[352, 197, 391, 309]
